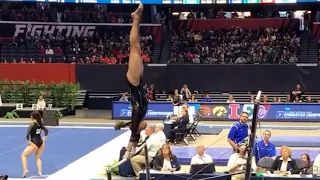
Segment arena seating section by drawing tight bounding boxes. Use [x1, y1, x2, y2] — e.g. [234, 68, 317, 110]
[170, 28, 301, 64]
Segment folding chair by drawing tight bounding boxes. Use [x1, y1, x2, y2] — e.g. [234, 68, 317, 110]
[190, 118, 201, 136]
[174, 129, 189, 146]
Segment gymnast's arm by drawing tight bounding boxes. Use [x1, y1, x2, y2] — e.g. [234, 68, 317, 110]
[41, 125, 49, 142]
[25, 124, 32, 144]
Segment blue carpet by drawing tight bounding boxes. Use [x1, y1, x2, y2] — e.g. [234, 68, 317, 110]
[172, 147, 320, 166]
[0, 127, 125, 178]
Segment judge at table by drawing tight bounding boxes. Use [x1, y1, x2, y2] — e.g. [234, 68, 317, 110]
[167, 108, 189, 143]
[37, 95, 46, 110]
[153, 144, 181, 172]
[267, 146, 300, 175]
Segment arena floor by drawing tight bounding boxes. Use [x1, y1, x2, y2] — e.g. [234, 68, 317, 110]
[1, 109, 320, 180]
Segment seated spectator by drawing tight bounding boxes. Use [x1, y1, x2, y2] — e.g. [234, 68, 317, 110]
[131, 127, 161, 179]
[227, 143, 257, 179]
[154, 123, 166, 146]
[267, 146, 300, 175]
[153, 144, 181, 172]
[190, 145, 213, 165]
[300, 153, 312, 174]
[189, 95, 197, 102]
[202, 93, 212, 102]
[170, 26, 300, 64]
[167, 108, 189, 143]
[254, 130, 276, 163]
[9, 38, 18, 46]
[45, 46, 54, 55]
[119, 93, 128, 102]
[227, 95, 236, 103]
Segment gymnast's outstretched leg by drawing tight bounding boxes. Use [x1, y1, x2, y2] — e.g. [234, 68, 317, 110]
[114, 4, 148, 159]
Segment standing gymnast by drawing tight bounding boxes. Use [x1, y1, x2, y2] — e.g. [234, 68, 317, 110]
[114, 3, 148, 159]
[21, 111, 49, 177]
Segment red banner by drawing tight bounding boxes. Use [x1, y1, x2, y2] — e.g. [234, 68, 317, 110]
[176, 18, 300, 31]
[0, 63, 75, 83]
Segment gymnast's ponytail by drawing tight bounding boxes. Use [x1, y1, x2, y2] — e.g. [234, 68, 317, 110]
[31, 111, 44, 127]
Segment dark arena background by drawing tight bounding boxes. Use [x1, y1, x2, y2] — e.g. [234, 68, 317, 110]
[1, 1, 320, 180]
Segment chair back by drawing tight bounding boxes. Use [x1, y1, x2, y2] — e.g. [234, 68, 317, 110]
[258, 157, 274, 169]
[294, 158, 307, 169]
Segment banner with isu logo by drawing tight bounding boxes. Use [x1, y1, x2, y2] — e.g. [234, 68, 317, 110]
[0, 21, 162, 42]
[112, 101, 320, 121]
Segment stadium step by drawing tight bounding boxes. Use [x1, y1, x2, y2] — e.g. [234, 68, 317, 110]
[298, 30, 318, 63]
[160, 31, 173, 63]
[151, 42, 162, 63]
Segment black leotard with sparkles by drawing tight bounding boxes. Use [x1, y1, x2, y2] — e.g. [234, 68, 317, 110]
[127, 77, 148, 142]
[26, 123, 49, 148]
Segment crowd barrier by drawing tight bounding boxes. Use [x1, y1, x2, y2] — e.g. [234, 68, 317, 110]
[1, 64, 320, 92]
[112, 101, 320, 122]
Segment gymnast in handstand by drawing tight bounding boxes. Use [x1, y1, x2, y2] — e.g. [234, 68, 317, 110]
[114, 3, 148, 159]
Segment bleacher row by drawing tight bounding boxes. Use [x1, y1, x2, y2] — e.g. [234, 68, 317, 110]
[1, 43, 65, 62]
[86, 91, 320, 102]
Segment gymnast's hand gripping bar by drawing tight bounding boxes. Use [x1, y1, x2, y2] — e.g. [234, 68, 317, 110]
[106, 143, 151, 180]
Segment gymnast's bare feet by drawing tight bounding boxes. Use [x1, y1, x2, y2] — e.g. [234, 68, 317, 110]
[131, 3, 144, 20]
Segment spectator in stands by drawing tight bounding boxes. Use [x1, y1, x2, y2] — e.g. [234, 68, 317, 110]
[172, 89, 182, 105]
[262, 95, 269, 103]
[254, 130, 276, 163]
[131, 127, 161, 180]
[180, 84, 191, 101]
[45, 46, 54, 55]
[189, 95, 197, 102]
[190, 145, 213, 165]
[227, 112, 249, 153]
[119, 93, 128, 102]
[305, 96, 315, 103]
[154, 123, 166, 146]
[9, 38, 18, 46]
[170, 26, 300, 64]
[300, 153, 312, 174]
[290, 84, 303, 102]
[227, 143, 257, 179]
[167, 108, 189, 143]
[147, 84, 156, 101]
[227, 95, 236, 103]
[249, 95, 255, 103]
[202, 93, 212, 102]
[153, 144, 181, 172]
[267, 146, 300, 175]
[293, 96, 302, 103]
